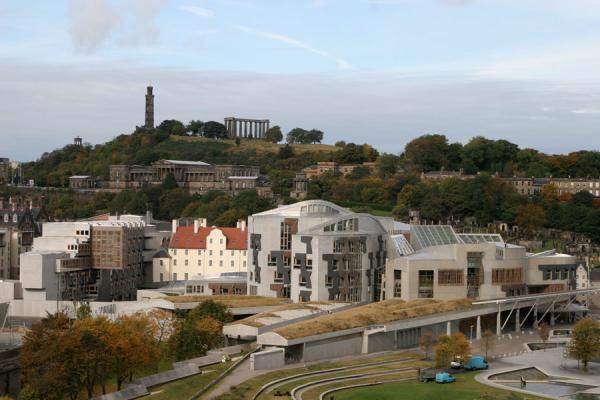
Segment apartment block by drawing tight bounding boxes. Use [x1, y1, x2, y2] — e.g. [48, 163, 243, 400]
[247, 200, 393, 302]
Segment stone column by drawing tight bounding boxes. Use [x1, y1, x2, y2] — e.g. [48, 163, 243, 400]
[550, 304, 556, 326]
[496, 311, 502, 336]
[515, 308, 520, 333]
[244, 121, 248, 137]
[446, 321, 451, 336]
[533, 305, 539, 329]
[476, 315, 482, 340]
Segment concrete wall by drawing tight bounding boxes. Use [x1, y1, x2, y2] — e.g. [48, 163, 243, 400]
[366, 330, 396, 353]
[303, 333, 362, 363]
[250, 347, 285, 371]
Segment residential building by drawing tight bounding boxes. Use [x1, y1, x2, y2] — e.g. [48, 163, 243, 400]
[0, 197, 49, 279]
[506, 177, 600, 197]
[0, 158, 9, 185]
[247, 200, 393, 302]
[575, 264, 589, 290]
[420, 168, 475, 181]
[152, 218, 248, 283]
[302, 161, 377, 179]
[19, 214, 170, 302]
[108, 159, 272, 197]
[385, 225, 577, 301]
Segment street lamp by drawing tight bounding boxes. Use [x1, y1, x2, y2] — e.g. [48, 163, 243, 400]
[470, 324, 474, 343]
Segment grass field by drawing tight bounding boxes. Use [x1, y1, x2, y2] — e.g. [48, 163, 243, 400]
[333, 372, 544, 400]
[164, 295, 289, 307]
[144, 361, 231, 399]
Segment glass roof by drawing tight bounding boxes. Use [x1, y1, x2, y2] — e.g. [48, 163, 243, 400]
[457, 233, 504, 244]
[391, 234, 415, 256]
[411, 225, 459, 250]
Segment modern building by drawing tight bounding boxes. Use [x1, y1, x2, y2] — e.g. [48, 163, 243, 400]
[247, 200, 394, 303]
[384, 225, 577, 301]
[151, 218, 248, 283]
[19, 214, 170, 302]
[143, 272, 248, 297]
[0, 197, 50, 279]
[108, 159, 272, 197]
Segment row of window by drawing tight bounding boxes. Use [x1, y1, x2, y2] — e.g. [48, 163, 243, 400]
[171, 249, 247, 256]
[162, 258, 247, 268]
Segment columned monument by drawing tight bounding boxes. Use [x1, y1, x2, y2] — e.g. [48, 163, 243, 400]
[145, 86, 154, 129]
[224, 117, 270, 139]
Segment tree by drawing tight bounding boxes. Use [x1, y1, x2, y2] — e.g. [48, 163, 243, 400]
[480, 330, 495, 359]
[434, 332, 471, 368]
[187, 120, 204, 136]
[161, 172, 178, 190]
[404, 134, 450, 172]
[307, 129, 324, 144]
[74, 316, 113, 398]
[202, 121, 228, 139]
[515, 204, 545, 236]
[169, 300, 233, 361]
[419, 331, 434, 360]
[286, 128, 308, 144]
[157, 119, 186, 136]
[278, 144, 295, 159]
[76, 302, 91, 319]
[264, 126, 283, 143]
[376, 153, 401, 175]
[20, 312, 84, 400]
[538, 322, 550, 349]
[147, 309, 176, 345]
[568, 317, 600, 372]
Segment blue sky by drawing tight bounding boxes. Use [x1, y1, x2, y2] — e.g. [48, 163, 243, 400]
[2, 0, 600, 161]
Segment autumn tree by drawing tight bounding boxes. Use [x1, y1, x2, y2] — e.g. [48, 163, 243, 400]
[147, 309, 176, 345]
[515, 204, 545, 236]
[74, 316, 113, 397]
[568, 318, 600, 372]
[419, 331, 434, 360]
[480, 330, 496, 359]
[108, 313, 161, 389]
[435, 332, 471, 368]
[20, 312, 84, 400]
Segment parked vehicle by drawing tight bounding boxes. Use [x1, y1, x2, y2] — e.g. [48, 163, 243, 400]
[450, 360, 463, 369]
[463, 356, 489, 370]
[435, 372, 456, 384]
[420, 368, 437, 382]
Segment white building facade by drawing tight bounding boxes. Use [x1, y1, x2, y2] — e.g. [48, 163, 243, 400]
[247, 200, 394, 303]
[154, 219, 248, 283]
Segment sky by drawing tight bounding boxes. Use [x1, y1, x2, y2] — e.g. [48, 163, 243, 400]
[2, 0, 600, 161]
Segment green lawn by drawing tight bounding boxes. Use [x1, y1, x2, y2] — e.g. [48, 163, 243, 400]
[144, 361, 231, 399]
[334, 372, 544, 400]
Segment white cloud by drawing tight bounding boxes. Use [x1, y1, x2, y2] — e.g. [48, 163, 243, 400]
[179, 5, 215, 18]
[572, 108, 600, 115]
[234, 25, 354, 70]
[68, 0, 120, 53]
[121, 0, 167, 45]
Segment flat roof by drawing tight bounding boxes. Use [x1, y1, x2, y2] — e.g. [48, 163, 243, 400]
[163, 295, 289, 308]
[229, 302, 349, 329]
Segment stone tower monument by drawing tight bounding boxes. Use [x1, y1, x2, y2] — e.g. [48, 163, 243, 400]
[145, 86, 154, 129]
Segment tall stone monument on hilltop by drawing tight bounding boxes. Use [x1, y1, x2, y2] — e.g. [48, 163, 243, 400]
[145, 86, 154, 129]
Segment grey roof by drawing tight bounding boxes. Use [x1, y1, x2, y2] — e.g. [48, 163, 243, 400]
[391, 234, 415, 256]
[457, 233, 504, 244]
[163, 160, 211, 166]
[411, 225, 459, 250]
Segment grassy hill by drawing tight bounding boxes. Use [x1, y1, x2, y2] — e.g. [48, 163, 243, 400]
[22, 130, 341, 188]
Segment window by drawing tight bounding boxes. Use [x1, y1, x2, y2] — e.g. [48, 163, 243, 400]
[243, 261, 247, 267]
[173, 249, 177, 256]
[438, 270, 464, 285]
[230, 260, 234, 267]
[325, 275, 333, 287]
[267, 254, 277, 267]
[300, 275, 307, 286]
[173, 273, 178, 281]
[209, 250, 213, 256]
[209, 238, 213, 244]
[185, 259, 188, 266]
[209, 260, 212, 266]
[393, 270, 402, 298]
[159, 273, 163, 282]
[173, 260, 177, 266]
[159, 259, 163, 266]
[306, 258, 312, 269]
[231, 251, 234, 256]
[333, 239, 342, 253]
[418, 270, 434, 298]
[283, 255, 291, 267]
[219, 260, 223, 267]
[220, 250, 223, 256]
[184, 273, 188, 280]
[197, 260, 201, 266]
[184, 249, 188, 256]
[280, 222, 292, 250]
[220, 238, 223, 244]
[492, 268, 523, 284]
[274, 271, 283, 282]
[198, 250, 201, 255]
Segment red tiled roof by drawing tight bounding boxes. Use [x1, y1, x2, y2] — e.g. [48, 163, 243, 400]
[169, 226, 247, 250]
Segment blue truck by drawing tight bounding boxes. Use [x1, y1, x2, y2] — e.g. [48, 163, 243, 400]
[463, 356, 489, 371]
[435, 372, 456, 384]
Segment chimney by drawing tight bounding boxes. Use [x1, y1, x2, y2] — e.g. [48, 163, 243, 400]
[146, 210, 152, 225]
[237, 219, 246, 231]
[194, 219, 199, 234]
[199, 218, 207, 228]
[172, 219, 179, 233]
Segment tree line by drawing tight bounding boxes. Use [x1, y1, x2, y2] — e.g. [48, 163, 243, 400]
[20, 301, 232, 399]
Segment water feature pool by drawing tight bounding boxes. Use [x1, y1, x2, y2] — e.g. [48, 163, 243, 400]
[500, 382, 595, 398]
[527, 342, 567, 351]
